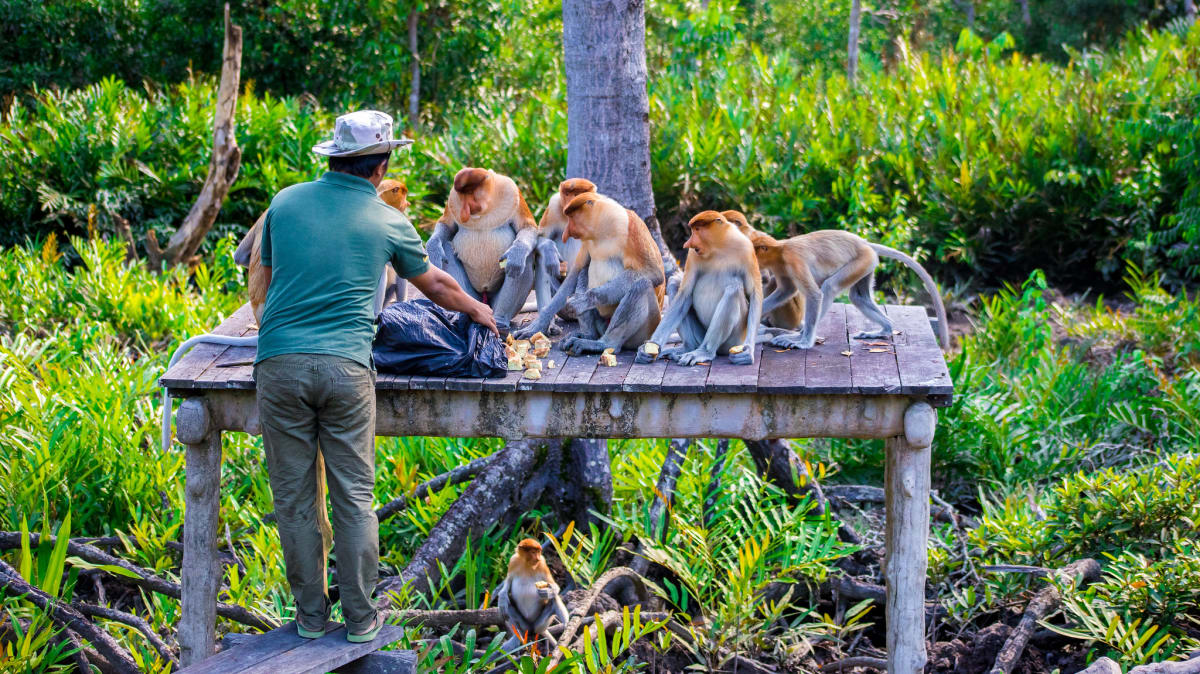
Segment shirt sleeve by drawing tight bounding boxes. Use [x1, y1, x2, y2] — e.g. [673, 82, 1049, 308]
[388, 215, 430, 279]
[259, 209, 274, 268]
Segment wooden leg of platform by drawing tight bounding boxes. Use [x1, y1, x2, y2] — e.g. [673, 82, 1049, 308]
[179, 428, 222, 666]
[884, 402, 935, 674]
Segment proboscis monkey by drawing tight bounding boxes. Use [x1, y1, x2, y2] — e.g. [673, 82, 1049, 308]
[513, 192, 665, 355]
[636, 211, 763, 366]
[425, 167, 538, 332]
[745, 228, 950, 349]
[533, 178, 597, 330]
[722, 209, 804, 330]
[495, 539, 568, 656]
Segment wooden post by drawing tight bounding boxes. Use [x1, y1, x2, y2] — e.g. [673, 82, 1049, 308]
[884, 402, 935, 674]
[176, 398, 222, 666]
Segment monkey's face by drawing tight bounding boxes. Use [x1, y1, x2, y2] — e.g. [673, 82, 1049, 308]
[378, 179, 409, 212]
[452, 168, 492, 223]
[722, 210, 752, 238]
[684, 211, 729, 258]
[517, 538, 543, 563]
[559, 178, 597, 211]
[749, 231, 780, 265]
[563, 193, 601, 242]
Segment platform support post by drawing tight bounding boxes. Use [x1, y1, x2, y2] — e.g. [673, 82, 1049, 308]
[884, 401, 935, 674]
[177, 398, 222, 666]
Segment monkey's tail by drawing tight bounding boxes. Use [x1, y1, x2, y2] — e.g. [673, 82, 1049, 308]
[161, 334, 259, 452]
[868, 244, 950, 348]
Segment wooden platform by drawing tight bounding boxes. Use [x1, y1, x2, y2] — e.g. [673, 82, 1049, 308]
[180, 622, 412, 674]
[161, 301, 952, 405]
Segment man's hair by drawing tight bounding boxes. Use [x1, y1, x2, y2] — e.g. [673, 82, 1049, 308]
[328, 152, 391, 179]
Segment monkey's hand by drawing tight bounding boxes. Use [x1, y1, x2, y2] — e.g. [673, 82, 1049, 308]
[536, 238, 562, 279]
[501, 239, 534, 278]
[675, 348, 716, 366]
[635, 343, 657, 364]
[536, 585, 556, 601]
[566, 290, 595, 316]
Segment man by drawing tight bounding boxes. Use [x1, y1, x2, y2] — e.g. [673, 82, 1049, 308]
[254, 110, 496, 643]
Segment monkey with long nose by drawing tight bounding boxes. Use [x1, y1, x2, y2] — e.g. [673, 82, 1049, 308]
[495, 539, 569, 655]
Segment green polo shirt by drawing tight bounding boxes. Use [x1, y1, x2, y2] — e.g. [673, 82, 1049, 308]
[255, 171, 429, 368]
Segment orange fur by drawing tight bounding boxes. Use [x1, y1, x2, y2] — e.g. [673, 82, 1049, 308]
[508, 538, 553, 580]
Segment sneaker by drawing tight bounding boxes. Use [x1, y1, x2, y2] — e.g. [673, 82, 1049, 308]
[296, 621, 327, 639]
[346, 611, 387, 643]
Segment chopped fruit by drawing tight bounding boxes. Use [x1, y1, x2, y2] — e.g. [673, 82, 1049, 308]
[599, 353, 617, 367]
[547, 360, 556, 369]
[508, 355, 523, 370]
[513, 339, 531, 354]
[840, 350, 853, 356]
[728, 344, 745, 355]
[868, 348, 890, 353]
[815, 337, 826, 344]
[523, 368, 541, 380]
[506, 334, 515, 346]
[533, 344, 551, 358]
[530, 332, 548, 344]
[524, 356, 541, 369]
[643, 341, 659, 356]
[602, 347, 615, 355]
[506, 345, 518, 359]
[498, 259, 507, 268]
[535, 581, 550, 589]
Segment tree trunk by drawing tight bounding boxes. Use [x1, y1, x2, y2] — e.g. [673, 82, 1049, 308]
[156, 4, 242, 268]
[408, 10, 421, 133]
[563, 0, 679, 280]
[847, 0, 862, 83]
[1017, 0, 1031, 27]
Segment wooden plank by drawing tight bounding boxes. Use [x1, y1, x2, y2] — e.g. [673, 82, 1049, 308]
[525, 324, 577, 392]
[885, 304, 910, 346]
[192, 313, 257, 388]
[704, 344, 762, 393]
[375, 373, 410, 391]
[845, 305, 902, 395]
[622, 352, 669, 392]
[161, 304, 254, 389]
[481, 366, 522, 392]
[756, 343, 807, 393]
[240, 625, 405, 674]
[660, 357, 710, 394]
[443, 373, 485, 391]
[222, 634, 416, 674]
[553, 349, 601, 392]
[182, 621, 332, 672]
[802, 302, 852, 394]
[584, 348, 636, 391]
[890, 305, 953, 399]
[407, 374, 446, 392]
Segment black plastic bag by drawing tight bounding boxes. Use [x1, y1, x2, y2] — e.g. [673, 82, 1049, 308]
[372, 299, 508, 378]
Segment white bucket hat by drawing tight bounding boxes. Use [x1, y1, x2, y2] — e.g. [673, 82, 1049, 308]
[312, 110, 414, 157]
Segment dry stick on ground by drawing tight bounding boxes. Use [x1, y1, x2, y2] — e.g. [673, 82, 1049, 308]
[630, 438, 691, 576]
[989, 558, 1102, 674]
[0, 532, 274, 630]
[0, 561, 140, 674]
[76, 603, 178, 667]
[549, 566, 650, 667]
[376, 453, 499, 522]
[155, 3, 243, 267]
[823, 655, 888, 671]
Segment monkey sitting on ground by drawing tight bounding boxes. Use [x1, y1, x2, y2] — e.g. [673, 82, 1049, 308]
[532, 178, 598, 330]
[721, 209, 804, 331]
[513, 192, 665, 355]
[495, 539, 569, 656]
[636, 211, 763, 366]
[745, 228, 950, 349]
[425, 167, 539, 333]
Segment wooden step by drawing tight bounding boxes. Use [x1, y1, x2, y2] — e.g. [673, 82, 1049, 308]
[180, 622, 414, 674]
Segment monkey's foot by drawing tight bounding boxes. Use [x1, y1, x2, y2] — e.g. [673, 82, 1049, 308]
[769, 333, 815, 350]
[563, 337, 609, 356]
[675, 348, 716, 366]
[729, 349, 754, 365]
[512, 322, 545, 340]
[545, 317, 563, 337]
[852, 329, 890, 340]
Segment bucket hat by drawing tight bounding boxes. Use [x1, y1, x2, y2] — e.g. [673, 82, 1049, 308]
[312, 110, 414, 157]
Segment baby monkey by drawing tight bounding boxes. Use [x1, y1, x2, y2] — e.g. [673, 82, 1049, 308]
[636, 211, 762, 366]
[746, 229, 949, 349]
[496, 539, 569, 656]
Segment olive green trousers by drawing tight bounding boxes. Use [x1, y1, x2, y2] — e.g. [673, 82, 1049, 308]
[255, 353, 378, 633]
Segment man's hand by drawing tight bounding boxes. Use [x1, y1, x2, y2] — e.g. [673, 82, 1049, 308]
[408, 266, 500, 336]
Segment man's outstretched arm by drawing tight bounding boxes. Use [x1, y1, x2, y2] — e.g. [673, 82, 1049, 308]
[407, 266, 499, 336]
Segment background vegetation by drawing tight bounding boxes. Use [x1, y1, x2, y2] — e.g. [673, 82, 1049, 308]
[1, 0, 1199, 671]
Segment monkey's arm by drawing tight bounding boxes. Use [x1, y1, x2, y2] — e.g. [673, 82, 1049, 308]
[514, 253, 589, 339]
[535, 237, 563, 280]
[500, 225, 539, 279]
[637, 273, 695, 364]
[496, 579, 532, 634]
[426, 220, 482, 302]
[760, 275, 799, 315]
[567, 268, 654, 315]
[732, 275, 762, 366]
